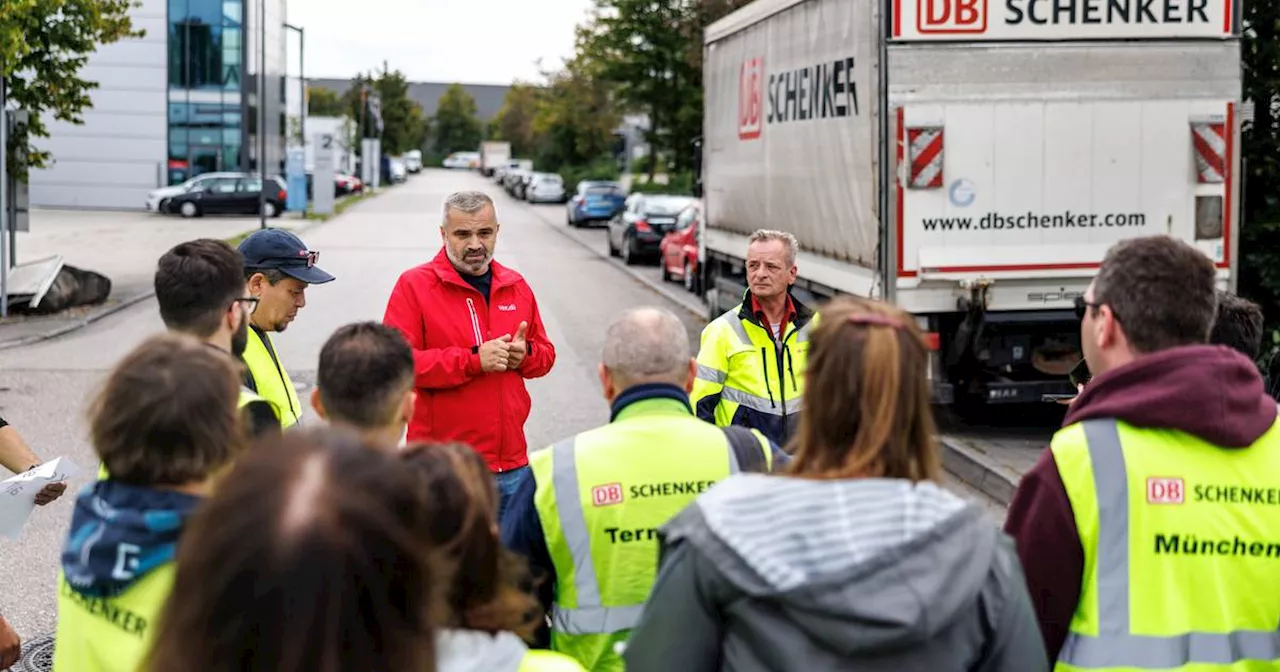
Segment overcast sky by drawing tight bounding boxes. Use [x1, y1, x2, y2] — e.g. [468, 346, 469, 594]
[286, 0, 595, 85]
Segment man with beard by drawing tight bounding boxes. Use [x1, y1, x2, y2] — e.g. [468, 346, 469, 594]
[238, 229, 335, 428]
[154, 238, 282, 438]
[383, 190, 556, 518]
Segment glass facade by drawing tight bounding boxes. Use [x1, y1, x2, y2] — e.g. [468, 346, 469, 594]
[167, 0, 286, 185]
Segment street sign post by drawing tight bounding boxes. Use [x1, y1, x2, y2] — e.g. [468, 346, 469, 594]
[1, 80, 8, 318]
[285, 147, 307, 212]
[361, 138, 381, 189]
[312, 132, 336, 216]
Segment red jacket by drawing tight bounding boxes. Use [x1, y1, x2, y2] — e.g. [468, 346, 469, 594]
[382, 249, 556, 471]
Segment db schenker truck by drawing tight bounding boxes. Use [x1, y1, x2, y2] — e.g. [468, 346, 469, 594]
[695, 0, 1242, 406]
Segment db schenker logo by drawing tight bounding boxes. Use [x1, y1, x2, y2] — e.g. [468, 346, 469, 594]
[1147, 477, 1184, 505]
[738, 57, 763, 141]
[917, 0, 987, 33]
[592, 482, 624, 507]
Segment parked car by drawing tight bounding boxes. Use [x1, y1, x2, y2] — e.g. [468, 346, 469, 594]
[388, 157, 408, 183]
[404, 149, 423, 173]
[145, 171, 244, 213]
[504, 169, 530, 196]
[442, 151, 480, 169]
[659, 200, 704, 293]
[567, 181, 627, 227]
[515, 172, 538, 200]
[165, 175, 287, 218]
[606, 193, 696, 265]
[526, 173, 566, 203]
[335, 172, 363, 195]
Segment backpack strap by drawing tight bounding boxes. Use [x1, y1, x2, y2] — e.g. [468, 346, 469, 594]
[722, 425, 769, 474]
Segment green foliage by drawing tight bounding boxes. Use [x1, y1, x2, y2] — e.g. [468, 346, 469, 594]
[431, 83, 483, 154]
[340, 66, 428, 156]
[530, 55, 621, 171]
[1, 0, 143, 181]
[1238, 0, 1280, 347]
[564, 0, 753, 177]
[574, 0, 693, 176]
[492, 83, 540, 156]
[306, 86, 346, 117]
[557, 159, 621, 194]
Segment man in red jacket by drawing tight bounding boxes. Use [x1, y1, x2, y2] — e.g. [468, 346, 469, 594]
[383, 190, 556, 516]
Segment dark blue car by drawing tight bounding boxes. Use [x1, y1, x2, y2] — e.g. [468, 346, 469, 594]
[566, 181, 627, 227]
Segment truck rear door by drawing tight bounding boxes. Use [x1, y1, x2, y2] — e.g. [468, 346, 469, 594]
[888, 0, 1240, 309]
[898, 96, 1234, 279]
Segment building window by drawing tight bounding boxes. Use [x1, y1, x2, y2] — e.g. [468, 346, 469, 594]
[167, 0, 247, 184]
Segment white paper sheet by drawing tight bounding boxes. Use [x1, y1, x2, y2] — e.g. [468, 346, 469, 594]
[0, 458, 83, 540]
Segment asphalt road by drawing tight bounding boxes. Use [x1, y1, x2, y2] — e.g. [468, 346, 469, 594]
[0, 168, 1003, 649]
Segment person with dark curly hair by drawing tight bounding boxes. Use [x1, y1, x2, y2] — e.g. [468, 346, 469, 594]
[399, 442, 584, 671]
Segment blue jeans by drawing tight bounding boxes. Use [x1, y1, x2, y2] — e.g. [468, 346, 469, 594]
[494, 465, 531, 523]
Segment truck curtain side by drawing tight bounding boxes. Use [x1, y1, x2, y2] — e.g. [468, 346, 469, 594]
[699, 0, 1241, 406]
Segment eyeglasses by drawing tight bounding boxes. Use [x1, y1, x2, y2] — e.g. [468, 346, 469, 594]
[233, 296, 259, 311]
[1074, 296, 1117, 322]
[256, 250, 319, 268]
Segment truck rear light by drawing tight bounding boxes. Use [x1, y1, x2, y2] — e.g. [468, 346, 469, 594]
[277, 189, 286, 201]
[923, 332, 940, 350]
[1195, 195, 1224, 240]
[634, 219, 651, 232]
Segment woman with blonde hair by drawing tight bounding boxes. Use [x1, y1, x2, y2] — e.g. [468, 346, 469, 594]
[625, 296, 1046, 671]
[399, 442, 585, 672]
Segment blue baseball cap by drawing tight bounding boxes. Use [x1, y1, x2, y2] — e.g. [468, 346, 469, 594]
[238, 228, 335, 285]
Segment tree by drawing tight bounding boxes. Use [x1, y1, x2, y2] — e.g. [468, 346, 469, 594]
[341, 66, 429, 156]
[1237, 0, 1280, 349]
[370, 66, 427, 154]
[306, 86, 346, 117]
[431, 83, 483, 154]
[1, 0, 142, 180]
[576, 0, 693, 177]
[531, 55, 621, 171]
[569, 0, 754, 176]
[492, 83, 541, 156]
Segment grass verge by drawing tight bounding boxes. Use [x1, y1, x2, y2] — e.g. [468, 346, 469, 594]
[304, 188, 378, 222]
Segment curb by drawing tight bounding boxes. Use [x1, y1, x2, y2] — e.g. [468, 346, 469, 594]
[0, 215, 333, 351]
[938, 436, 1022, 507]
[523, 204, 709, 322]
[0, 290, 158, 351]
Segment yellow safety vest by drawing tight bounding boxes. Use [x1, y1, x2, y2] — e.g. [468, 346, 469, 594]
[51, 565, 175, 672]
[530, 396, 774, 671]
[96, 386, 276, 480]
[519, 649, 588, 671]
[1052, 417, 1280, 671]
[691, 293, 815, 447]
[241, 327, 300, 427]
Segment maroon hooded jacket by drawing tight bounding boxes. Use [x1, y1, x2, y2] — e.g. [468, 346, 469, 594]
[1003, 344, 1277, 662]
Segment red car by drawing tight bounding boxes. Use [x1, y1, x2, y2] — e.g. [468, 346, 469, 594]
[659, 200, 703, 294]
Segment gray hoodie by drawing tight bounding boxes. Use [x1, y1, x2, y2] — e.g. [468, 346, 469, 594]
[623, 475, 1047, 672]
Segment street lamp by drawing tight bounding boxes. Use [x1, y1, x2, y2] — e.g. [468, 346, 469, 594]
[256, 0, 266, 229]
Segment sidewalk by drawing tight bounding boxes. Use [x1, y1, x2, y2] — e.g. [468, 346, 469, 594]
[0, 209, 312, 349]
[939, 433, 1045, 509]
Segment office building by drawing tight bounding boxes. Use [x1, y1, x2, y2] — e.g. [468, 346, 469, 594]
[29, 0, 290, 210]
